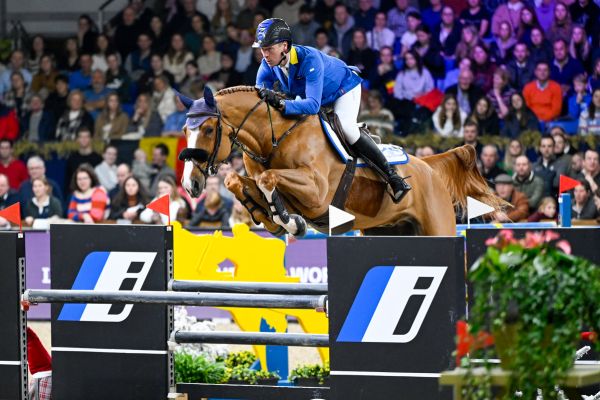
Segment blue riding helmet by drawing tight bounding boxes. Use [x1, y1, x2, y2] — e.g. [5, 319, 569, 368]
[252, 18, 292, 48]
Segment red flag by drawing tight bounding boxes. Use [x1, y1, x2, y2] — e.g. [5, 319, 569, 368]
[0, 203, 22, 231]
[147, 194, 171, 225]
[559, 175, 581, 194]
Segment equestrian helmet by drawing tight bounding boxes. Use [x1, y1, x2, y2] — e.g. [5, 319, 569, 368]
[252, 18, 292, 48]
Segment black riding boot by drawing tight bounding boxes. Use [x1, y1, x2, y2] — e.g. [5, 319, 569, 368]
[351, 134, 412, 203]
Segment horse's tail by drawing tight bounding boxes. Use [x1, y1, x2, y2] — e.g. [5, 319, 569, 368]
[422, 145, 508, 213]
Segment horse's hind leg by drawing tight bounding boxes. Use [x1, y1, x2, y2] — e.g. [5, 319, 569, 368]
[224, 172, 286, 236]
[257, 168, 318, 237]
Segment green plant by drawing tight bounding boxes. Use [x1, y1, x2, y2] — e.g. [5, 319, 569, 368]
[224, 351, 257, 368]
[289, 362, 330, 384]
[463, 230, 600, 399]
[174, 352, 228, 384]
[228, 365, 280, 384]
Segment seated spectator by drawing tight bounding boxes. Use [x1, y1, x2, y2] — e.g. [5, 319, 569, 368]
[218, 23, 241, 57]
[353, 0, 377, 31]
[492, 173, 530, 222]
[140, 175, 188, 224]
[94, 93, 129, 141]
[501, 93, 539, 138]
[0, 174, 19, 228]
[162, 98, 187, 137]
[358, 90, 395, 142]
[533, 136, 557, 196]
[27, 35, 45, 75]
[422, 0, 443, 31]
[572, 180, 599, 220]
[108, 175, 150, 221]
[523, 61, 562, 122]
[44, 75, 69, 123]
[366, 11, 395, 51]
[480, 144, 507, 183]
[459, 0, 489, 38]
[551, 126, 576, 155]
[132, 149, 153, 190]
[369, 46, 398, 102]
[528, 27, 553, 66]
[328, 3, 355, 59]
[163, 33, 194, 85]
[568, 73, 591, 120]
[124, 93, 163, 139]
[573, 150, 600, 198]
[513, 155, 545, 210]
[432, 94, 467, 137]
[65, 128, 103, 189]
[124, 33, 153, 81]
[387, 0, 418, 39]
[67, 165, 109, 223]
[412, 24, 445, 80]
[469, 96, 500, 135]
[488, 67, 516, 119]
[183, 15, 207, 56]
[0, 139, 28, 190]
[506, 42, 535, 91]
[415, 145, 436, 158]
[569, 0, 599, 40]
[579, 88, 600, 135]
[105, 53, 131, 104]
[22, 95, 55, 142]
[591, 59, 600, 91]
[198, 35, 222, 80]
[55, 90, 94, 141]
[92, 34, 116, 72]
[391, 50, 434, 126]
[0, 100, 20, 141]
[138, 54, 175, 95]
[400, 11, 422, 56]
[548, 2, 573, 43]
[30, 55, 58, 98]
[445, 69, 484, 115]
[569, 152, 584, 178]
[455, 25, 480, 61]
[229, 198, 254, 228]
[94, 145, 118, 192]
[502, 138, 524, 174]
[242, 49, 263, 86]
[315, 28, 338, 57]
[490, 21, 517, 64]
[460, 120, 483, 156]
[527, 196, 557, 221]
[19, 156, 63, 207]
[443, 57, 472, 93]
[109, 163, 132, 201]
[208, 53, 244, 91]
[0, 50, 32, 95]
[149, 143, 176, 195]
[235, 29, 255, 74]
[569, 25, 591, 68]
[236, 0, 269, 30]
[491, 0, 524, 37]
[434, 6, 462, 59]
[58, 37, 80, 73]
[83, 70, 110, 119]
[535, 0, 555, 33]
[3, 71, 31, 126]
[211, 0, 235, 43]
[292, 6, 320, 47]
[24, 177, 63, 226]
[69, 54, 93, 91]
[179, 61, 203, 99]
[152, 75, 176, 123]
[188, 190, 231, 228]
[550, 38, 584, 94]
[113, 7, 143, 61]
[516, 6, 539, 43]
[77, 14, 98, 54]
[348, 29, 378, 79]
[472, 45, 496, 93]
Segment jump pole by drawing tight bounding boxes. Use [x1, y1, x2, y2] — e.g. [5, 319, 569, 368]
[169, 279, 328, 295]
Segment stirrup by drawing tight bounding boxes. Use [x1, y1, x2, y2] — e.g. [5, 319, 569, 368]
[389, 176, 412, 204]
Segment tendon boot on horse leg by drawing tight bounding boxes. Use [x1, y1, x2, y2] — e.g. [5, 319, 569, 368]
[257, 171, 307, 237]
[224, 172, 286, 236]
[351, 133, 412, 203]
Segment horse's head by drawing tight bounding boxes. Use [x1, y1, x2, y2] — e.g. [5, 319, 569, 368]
[178, 87, 231, 197]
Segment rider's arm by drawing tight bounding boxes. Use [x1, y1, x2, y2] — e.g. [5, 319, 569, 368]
[283, 53, 324, 115]
[256, 60, 275, 89]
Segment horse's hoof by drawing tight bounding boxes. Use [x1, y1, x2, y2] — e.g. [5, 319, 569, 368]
[291, 214, 307, 237]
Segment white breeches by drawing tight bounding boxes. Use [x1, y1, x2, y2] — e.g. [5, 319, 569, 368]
[333, 84, 362, 145]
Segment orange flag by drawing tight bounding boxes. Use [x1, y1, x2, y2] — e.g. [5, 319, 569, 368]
[0, 203, 22, 231]
[559, 175, 581, 194]
[146, 194, 171, 225]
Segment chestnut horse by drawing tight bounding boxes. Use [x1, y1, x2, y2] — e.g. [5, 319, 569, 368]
[178, 86, 503, 236]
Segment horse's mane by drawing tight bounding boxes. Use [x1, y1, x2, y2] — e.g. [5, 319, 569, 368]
[215, 86, 258, 96]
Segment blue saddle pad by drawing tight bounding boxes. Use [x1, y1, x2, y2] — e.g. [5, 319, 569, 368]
[319, 117, 409, 167]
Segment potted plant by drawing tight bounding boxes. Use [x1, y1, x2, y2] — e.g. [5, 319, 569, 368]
[462, 230, 600, 399]
[227, 365, 280, 385]
[224, 351, 257, 369]
[174, 352, 229, 384]
[289, 362, 330, 386]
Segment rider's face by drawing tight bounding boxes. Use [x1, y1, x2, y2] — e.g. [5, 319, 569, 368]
[260, 42, 287, 67]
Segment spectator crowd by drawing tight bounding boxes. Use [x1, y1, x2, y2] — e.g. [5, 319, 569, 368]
[0, 0, 599, 227]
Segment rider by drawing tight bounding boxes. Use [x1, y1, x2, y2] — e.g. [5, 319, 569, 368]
[253, 18, 411, 203]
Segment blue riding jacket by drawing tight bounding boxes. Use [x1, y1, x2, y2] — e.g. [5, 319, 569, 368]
[256, 45, 362, 116]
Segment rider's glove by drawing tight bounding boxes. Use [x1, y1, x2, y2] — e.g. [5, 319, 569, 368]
[259, 88, 285, 111]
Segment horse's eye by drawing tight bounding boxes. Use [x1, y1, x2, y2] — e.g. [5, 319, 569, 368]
[204, 127, 214, 135]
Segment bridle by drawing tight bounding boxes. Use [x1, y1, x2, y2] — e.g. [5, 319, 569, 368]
[181, 93, 307, 179]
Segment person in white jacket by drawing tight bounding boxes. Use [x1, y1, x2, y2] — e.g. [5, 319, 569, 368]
[432, 94, 467, 137]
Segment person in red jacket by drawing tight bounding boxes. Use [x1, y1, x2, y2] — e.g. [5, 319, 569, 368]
[0, 139, 28, 189]
[523, 61, 563, 122]
[0, 101, 19, 141]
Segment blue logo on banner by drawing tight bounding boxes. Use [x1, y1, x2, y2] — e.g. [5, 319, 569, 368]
[337, 266, 447, 343]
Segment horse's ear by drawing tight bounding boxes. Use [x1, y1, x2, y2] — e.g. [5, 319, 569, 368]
[175, 90, 193, 109]
[204, 86, 215, 108]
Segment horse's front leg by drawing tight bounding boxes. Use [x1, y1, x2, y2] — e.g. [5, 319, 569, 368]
[257, 167, 324, 237]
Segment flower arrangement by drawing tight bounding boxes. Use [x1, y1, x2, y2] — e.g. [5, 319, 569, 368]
[463, 230, 600, 399]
